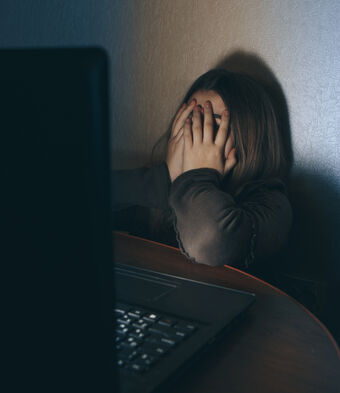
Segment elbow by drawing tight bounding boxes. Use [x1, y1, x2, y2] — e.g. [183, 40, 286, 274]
[181, 226, 248, 268]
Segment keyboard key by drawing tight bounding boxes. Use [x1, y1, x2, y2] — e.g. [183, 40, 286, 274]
[130, 328, 149, 340]
[142, 343, 170, 356]
[148, 325, 178, 338]
[116, 328, 130, 335]
[160, 337, 178, 346]
[158, 317, 177, 327]
[132, 319, 149, 329]
[117, 359, 125, 368]
[121, 338, 142, 349]
[125, 312, 139, 321]
[118, 348, 139, 361]
[139, 353, 158, 366]
[115, 310, 124, 317]
[128, 309, 147, 318]
[152, 345, 169, 356]
[147, 326, 166, 336]
[116, 324, 131, 335]
[174, 330, 188, 339]
[175, 322, 197, 333]
[115, 303, 130, 314]
[144, 335, 163, 345]
[127, 361, 148, 374]
[143, 313, 160, 323]
[116, 330, 128, 339]
[117, 317, 133, 325]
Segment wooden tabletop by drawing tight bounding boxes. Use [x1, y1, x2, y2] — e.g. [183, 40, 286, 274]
[113, 231, 340, 393]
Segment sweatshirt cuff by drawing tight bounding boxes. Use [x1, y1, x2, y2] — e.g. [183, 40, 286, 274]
[170, 168, 223, 198]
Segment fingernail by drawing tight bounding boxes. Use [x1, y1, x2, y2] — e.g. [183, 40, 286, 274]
[205, 101, 211, 108]
[189, 99, 196, 105]
[223, 109, 229, 115]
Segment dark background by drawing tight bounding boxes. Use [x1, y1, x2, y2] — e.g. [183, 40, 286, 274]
[1, 0, 339, 342]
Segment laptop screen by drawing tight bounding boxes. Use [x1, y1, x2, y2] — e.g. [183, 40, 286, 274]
[1, 48, 116, 392]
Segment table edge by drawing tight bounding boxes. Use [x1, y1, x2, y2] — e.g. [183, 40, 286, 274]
[113, 231, 340, 360]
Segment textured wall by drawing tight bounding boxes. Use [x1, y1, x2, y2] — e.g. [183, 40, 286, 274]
[1, 1, 338, 178]
[110, 2, 340, 334]
[1, 0, 339, 334]
[110, 1, 340, 178]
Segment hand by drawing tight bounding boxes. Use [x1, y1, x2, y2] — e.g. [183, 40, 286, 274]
[166, 99, 196, 182]
[183, 101, 237, 176]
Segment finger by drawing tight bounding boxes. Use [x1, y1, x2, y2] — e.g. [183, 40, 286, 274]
[215, 109, 230, 147]
[183, 117, 193, 149]
[172, 99, 196, 137]
[224, 148, 237, 174]
[173, 103, 187, 127]
[224, 130, 235, 159]
[171, 103, 187, 138]
[174, 127, 184, 143]
[192, 105, 203, 145]
[203, 101, 214, 143]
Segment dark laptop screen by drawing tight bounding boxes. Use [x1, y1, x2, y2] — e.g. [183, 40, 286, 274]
[1, 48, 116, 392]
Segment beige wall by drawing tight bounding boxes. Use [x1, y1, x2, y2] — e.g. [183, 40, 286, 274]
[1, 0, 338, 181]
[111, 0, 340, 184]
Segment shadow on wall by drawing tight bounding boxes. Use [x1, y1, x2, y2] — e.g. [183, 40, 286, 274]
[112, 150, 151, 170]
[215, 51, 340, 342]
[286, 171, 340, 342]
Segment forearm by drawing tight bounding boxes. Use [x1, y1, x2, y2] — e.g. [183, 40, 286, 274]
[169, 169, 249, 266]
[169, 169, 292, 268]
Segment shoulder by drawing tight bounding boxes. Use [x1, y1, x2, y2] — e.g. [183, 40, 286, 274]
[234, 178, 292, 259]
[232, 177, 288, 199]
[233, 178, 292, 225]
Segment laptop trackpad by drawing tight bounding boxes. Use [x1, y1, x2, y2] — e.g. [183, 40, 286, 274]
[115, 271, 177, 303]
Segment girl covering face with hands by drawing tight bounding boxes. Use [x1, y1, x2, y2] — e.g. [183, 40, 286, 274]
[166, 90, 237, 182]
[112, 69, 292, 281]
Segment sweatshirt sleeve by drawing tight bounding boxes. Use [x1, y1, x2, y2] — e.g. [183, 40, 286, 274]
[169, 168, 292, 268]
[111, 162, 171, 211]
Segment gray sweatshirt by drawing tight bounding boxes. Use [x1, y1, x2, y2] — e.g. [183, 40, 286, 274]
[112, 162, 292, 275]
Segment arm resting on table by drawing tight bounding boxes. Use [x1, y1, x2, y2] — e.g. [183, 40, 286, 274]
[169, 168, 292, 268]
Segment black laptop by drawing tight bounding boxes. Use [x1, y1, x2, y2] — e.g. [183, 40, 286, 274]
[1, 48, 255, 393]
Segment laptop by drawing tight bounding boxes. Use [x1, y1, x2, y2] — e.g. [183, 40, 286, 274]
[1, 48, 256, 393]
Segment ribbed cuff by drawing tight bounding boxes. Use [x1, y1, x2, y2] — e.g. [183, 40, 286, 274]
[171, 168, 223, 195]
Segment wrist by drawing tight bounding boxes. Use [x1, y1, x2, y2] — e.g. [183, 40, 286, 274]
[166, 161, 182, 183]
[171, 167, 223, 194]
[183, 162, 223, 176]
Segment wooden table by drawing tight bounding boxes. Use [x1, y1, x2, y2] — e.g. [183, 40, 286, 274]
[113, 232, 340, 393]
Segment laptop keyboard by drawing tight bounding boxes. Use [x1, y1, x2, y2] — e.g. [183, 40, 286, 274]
[115, 302, 198, 375]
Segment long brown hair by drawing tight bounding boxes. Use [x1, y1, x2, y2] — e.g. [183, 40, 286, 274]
[152, 69, 287, 192]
